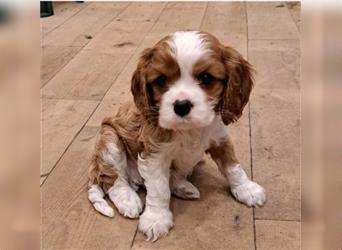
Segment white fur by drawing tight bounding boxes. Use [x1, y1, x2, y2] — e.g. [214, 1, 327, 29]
[159, 31, 214, 130]
[158, 76, 216, 130]
[167, 31, 210, 74]
[139, 206, 174, 242]
[137, 153, 173, 241]
[226, 164, 266, 207]
[88, 184, 114, 217]
[102, 143, 126, 177]
[107, 178, 143, 218]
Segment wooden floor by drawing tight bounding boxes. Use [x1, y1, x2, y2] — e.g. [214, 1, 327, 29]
[41, 2, 300, 249]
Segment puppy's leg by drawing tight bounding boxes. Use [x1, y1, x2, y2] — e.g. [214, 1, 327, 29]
[107, 177, 143, 219]
[137, 154, 173, 242]
[170, 163, 201, 200]
[103, 142, 143, 219]
[88, 126, 118, 217]
[207, 136, 266, 207]
[88, 125, 142, 218]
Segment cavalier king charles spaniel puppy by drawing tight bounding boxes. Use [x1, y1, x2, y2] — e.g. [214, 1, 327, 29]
[88, 31, 266, 241]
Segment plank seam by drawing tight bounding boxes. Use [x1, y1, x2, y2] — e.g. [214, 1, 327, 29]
[40, 96, 100, 102]
[285, 2, 301, 33]
[245, 2, 257, 250]
[199, 1, 209, 30]
[40, 46, 84, 88]
[130, 227, 139, 249]
[248, 38, 299, 41]
[255, 218, 301, 222]
[44, 2, 89, 36]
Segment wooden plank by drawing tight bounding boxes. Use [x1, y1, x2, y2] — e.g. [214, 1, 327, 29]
[41, 46, 81, 88]
[249, 39, 300, 221]
[42, 50, 129, 100]
[43, 2, 129, 47]
[42, 126, 139, 249]
[286, 2, 301, 31]
[41, 99, 98, 175]
[41, 2, 88, 36]
[255, 220, 300, 249]
[149, 2, 207, 36]
[42, 3, 166, 101]
[83, 2, 166, 55]
[201, 2, 247, 55]
[247, 2, 299, 40]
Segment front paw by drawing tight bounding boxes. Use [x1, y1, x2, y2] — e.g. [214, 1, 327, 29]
[108, 185, 143, 219]
[231, 180, 266, 207]
[138, 208, 174, 242]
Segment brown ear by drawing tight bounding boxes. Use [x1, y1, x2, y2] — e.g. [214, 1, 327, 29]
[219, 46, 254, 125]
[131, 48, 156, 121]
[131, 68, 146, 109]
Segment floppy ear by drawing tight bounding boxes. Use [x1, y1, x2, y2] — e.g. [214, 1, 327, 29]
[219, 46, 254, 125]
[131, 48, 156, 121]
[131, 68, 148, 110]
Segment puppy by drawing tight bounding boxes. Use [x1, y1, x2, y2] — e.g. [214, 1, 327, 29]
[87, 31, 266, 241]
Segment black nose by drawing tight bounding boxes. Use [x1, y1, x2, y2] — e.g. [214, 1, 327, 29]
[173, 100, 193, 117]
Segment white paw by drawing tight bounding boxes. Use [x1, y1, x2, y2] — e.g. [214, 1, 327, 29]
[88, 184, 114, 217]
[172, 179, 200, 200]
[108, 185, 143, 219]
[138, 208, 174, 242]
[231, 180, 266, 207]
[93, 200, 115, 217]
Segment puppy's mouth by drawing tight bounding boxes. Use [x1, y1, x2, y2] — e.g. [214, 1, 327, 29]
[158, 116, 191, 131]
[173, 117, 194, 129]
[162, 116, 211, 131]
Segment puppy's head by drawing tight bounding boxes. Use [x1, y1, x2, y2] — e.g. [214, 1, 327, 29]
[131, 31, 254, 130]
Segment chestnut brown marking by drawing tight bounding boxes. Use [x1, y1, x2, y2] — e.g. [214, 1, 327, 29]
[131, 37, 180, 122]
[199, 32, 254, 125]
[207, 136, 239, 172]
[192, 56, 226, 106]
[88, 102, 175, 192]
[193, 58, 226, 81]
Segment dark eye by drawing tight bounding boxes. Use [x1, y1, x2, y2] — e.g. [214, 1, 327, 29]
[153, 74, 167, 87]
[198, 72, 213, 86]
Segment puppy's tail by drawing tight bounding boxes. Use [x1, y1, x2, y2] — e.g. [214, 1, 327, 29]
[88, 157, 115, 218]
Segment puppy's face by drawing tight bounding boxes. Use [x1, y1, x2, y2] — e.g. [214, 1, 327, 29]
[131, 31, 254, 130]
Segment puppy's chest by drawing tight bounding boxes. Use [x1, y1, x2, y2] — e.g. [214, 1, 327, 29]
[166, 117, 228, 168]
[169, 130, 211, 167]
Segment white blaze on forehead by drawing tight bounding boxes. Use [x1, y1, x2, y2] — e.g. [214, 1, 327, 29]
[158, 31, 216, 130]
[167, 31, 210, 75]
